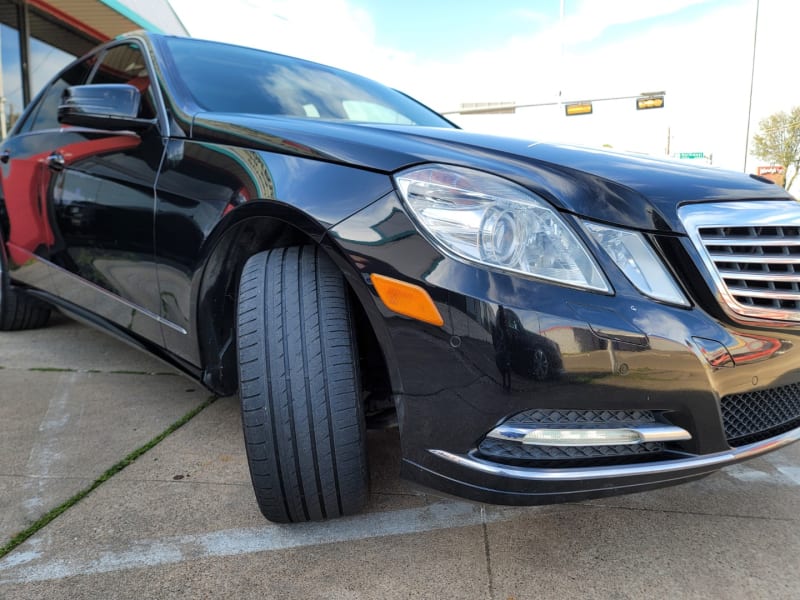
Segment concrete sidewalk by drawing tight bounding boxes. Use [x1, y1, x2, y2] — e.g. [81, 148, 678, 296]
[1, 315, 799, 599]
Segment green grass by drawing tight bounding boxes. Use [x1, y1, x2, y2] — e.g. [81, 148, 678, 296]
[0, 395, 218, 560]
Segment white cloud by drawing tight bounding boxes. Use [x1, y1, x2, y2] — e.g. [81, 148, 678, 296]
[169, 0, 799, 181]
[169, 0, 409, 82]
[445, 0, 796, 175]
[560, 0, 711, 45]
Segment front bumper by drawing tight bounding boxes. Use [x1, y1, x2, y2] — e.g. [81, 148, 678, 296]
[329, 191, 800, 505]
[403, 424, 800, 505]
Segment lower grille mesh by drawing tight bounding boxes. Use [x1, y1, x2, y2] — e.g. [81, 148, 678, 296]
[721, 383, 800, 446]
[506, 409, 655, 426]
[478, 437, 664, 466]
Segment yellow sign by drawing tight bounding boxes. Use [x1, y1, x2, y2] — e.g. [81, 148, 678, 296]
[637, 96, 665, 110]
[565, 102, 593, 116]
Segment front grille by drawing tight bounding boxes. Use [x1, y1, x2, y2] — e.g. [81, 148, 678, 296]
[700, 225, 800, 312]
[679, 201, 800, 322]
[478, 408, 666, 467]
[721, 383, 800, 446]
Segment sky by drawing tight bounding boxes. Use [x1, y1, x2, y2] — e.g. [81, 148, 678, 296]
[168, 0, 799, 180]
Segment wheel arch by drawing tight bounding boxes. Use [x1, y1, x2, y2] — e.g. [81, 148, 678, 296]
[196, 203, 396, 401]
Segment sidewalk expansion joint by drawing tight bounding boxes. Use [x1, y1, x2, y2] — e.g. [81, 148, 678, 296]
[0, 395, 218, 560]
[573, 501, 800, 522]
[371, 491, 430, 499]
[481, 506, 495, 600]
[110, 478, 251, 487]
[0, 474, 95, 482]
[17, 366, 180, 376]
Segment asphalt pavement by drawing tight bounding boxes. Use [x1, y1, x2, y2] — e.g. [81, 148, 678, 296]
[1, 313, 799, 599]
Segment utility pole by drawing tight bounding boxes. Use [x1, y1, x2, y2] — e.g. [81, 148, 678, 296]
[666, 126, 671, 156]
[743, 0, 760, 172]
[557, 0, 565, 113]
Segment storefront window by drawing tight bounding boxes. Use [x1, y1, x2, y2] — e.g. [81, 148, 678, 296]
[0, 21, 23, 136]
[29, 34, 76, 98]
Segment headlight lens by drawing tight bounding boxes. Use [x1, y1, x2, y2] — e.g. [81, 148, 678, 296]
[584, 221, 689, 306]
[394, 164, 609, 292]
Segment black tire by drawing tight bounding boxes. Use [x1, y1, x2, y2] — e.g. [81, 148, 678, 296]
[531, 347, 550, 381]
[0, 242, 50, 331]
[236, 246, 368, 523]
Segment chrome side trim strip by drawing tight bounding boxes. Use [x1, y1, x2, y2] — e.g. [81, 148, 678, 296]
[429, 423, 800, 481]
[46, 258, 188, 334]
[486, 423, 691, 446]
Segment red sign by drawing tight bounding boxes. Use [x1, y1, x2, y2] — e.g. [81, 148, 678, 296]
[757, 166, 786, 186]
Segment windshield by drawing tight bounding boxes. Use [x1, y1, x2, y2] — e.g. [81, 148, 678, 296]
[163, 37, 452, 128]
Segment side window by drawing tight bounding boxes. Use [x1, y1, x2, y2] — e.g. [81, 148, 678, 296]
[90, 43, 156, 119]
[25, 56, 95, 133]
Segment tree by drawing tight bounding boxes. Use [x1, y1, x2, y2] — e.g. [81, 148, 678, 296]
[751, 106, 800, 190]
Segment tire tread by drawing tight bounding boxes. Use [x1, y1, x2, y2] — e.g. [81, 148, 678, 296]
[236, 246, 367, 523]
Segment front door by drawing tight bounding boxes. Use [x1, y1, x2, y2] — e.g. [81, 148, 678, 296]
[1, 41, 168, 345]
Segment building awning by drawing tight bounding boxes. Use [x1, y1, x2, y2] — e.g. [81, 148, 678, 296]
[0, 0, 187, 109]
[31, 0, 187, 42]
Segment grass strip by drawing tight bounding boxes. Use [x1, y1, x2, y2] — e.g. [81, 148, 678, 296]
[0, 395, 218, 560]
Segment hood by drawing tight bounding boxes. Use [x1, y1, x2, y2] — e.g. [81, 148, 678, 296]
[191, 112, 792, 233]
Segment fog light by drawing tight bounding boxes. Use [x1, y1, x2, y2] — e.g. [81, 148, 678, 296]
[524, 428, 641, 446]
[486, 423, 692, 446]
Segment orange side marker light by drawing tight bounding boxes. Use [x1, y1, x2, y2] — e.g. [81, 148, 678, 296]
[370, 274, 444, 327]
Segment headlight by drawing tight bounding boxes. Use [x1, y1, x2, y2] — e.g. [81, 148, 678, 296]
[394, 164, 609, 292]
[584, 222, 689, 306]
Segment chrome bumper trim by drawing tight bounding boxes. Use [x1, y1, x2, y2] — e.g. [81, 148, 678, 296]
[429, 423, 800, 481]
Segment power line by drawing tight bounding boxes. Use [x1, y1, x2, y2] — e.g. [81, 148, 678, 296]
[441, 92, 664, 116]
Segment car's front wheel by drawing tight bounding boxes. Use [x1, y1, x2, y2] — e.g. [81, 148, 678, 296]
[0, 238, 50, 331]
[236, 246, 368, 523]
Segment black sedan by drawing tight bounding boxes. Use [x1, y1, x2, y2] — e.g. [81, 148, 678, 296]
[2, 32, 799, 523]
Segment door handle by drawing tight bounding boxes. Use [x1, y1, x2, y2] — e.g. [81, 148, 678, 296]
[0, 150, 9, 164]
[46, 152, 65, 171]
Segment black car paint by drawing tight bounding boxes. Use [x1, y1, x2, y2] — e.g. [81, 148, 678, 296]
[1, 32, 798, 506]
[330, 190, 800, 503]
[190, 113, 788, 232]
